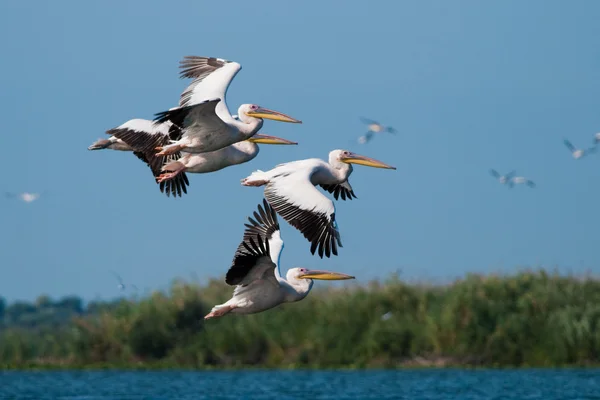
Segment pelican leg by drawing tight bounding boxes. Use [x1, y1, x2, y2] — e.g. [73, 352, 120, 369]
[204, 304, 236, 320]
[156, 164, 186, 183]
[155, 143, 186, 156]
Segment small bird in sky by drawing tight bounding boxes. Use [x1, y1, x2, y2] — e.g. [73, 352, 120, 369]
[509, 176, 536, 188]
[5, 192, 44, 203]
[357, 117, 396, 144]
[593, 132, 600, 144]
[564, 139, 597, 160]
[489, 169, 516, 185]
[111, 271, 138, 292]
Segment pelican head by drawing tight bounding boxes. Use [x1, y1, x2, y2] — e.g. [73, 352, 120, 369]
[331, 149, 396, 169]
[241, 104, 302, 124]
[291, 267, 355, 281]
[247, 133, 298, 145]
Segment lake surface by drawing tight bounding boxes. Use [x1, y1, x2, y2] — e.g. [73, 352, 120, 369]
[0, 369, 599, 399]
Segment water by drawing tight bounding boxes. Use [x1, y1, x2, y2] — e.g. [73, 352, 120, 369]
[0, 369, 599, 399]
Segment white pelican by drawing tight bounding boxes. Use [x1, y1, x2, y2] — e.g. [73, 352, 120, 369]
[241, 149, 396, 258]
[594, 132, 600, 144]
[142, 56, 301, 157]
[564, 139, 597, 159]
[103, 118, 190, 198]
[509, 176, 536, 188]
[489, 169, 516, 185]
[204, 200, 355, 319]
[358, 117, 396, 144]
[5, 192, 44, 203]
[111, 271, 138, 292]
[156, 133, 298, 184]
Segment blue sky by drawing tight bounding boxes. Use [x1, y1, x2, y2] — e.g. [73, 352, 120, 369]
[1, 0, 600, 302]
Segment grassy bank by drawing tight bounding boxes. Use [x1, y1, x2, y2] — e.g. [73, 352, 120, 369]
[1, 269, 600, 370]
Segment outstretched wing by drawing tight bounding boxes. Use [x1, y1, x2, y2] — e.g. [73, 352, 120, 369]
[358, 131, 374, 144]
[107, 119, 189, 197]
[564, 139, 576, 153]
[489, 169, 501, 179]
[178, 56, 242, 123]
[226, 199, 283, 287]
[263, 166, 342, 258]
[319, 181, 357, 201]
[360, 117, 379, 126]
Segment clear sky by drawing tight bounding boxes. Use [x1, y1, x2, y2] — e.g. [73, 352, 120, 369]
[2, 0, 600, 302]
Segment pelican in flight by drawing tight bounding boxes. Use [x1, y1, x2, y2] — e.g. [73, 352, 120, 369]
[127, 56, 301, 157]
[156, 133, 297, 184]
[241, 149, 396, 258]
[509, 176, 536, 188]
[594, 132, 600, 144]
[5, 192, 44, 203]
[98, 119, 190, 197]
[204, 200, 355, 319]
[564, 139, 597, 159]
[489, 169, 516, 185]
[358, 117, 396, 144]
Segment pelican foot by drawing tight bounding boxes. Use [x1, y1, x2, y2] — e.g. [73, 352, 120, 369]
[156, 172, 178, 183]
[241, 178, 268, 187]
[155, 144, 185, 157]
[204, 305, 236, 320]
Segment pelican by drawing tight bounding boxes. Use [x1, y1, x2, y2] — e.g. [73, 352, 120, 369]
[489, 169, 516, 185]
[594, 132, 600, 144]
[5, 192, 44, 203]
[358, 117, 396, 144]
[564, 139, 597, 159]
[156, 133, 298, 184]
[241, 149, 396, 258]
[509, 176, 536, 188]
[204, 200, 355, 319]
[130, 56, 302, 157]
[100, 118, 190, 198]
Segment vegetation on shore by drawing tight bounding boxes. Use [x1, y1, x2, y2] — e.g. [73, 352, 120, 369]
[1, 269, 600, 370]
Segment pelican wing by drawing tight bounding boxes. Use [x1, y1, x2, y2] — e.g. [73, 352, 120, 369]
[264, 167, 342, 258]
[319, 181, 357, 201]
[360, 117, 379, 126]
[107, 119, 189, 197]
[178, 56, 241, 123]
[564, 139, 576, 152]
[226, 199, 283, 287]
[153, 98, 232, 141]
[489, 169, 500, 179]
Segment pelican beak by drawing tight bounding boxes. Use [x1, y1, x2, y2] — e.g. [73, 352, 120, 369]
[340, 152, 396, 169]
[298, 269, 356, 280]
[246, 107, 302, 123]
[247, 134, 298, 145]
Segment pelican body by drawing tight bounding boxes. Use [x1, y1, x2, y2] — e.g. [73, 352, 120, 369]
[241, 149, 396, 258]
[489, 169, 516, 185]
[157, 134, 297, 183]
[204, 200, 354, 319]
[564, 139, 597, 159]
[148, 56, 301, 157]
[509, 176, 536, 188]
[358, 117, 396, 144]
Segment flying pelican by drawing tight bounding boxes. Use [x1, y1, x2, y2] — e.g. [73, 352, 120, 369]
[564, 139, 597, 159]
[204, 200, 355, 319]
[509, 176, 536, 188]
[119, 56, 302, 157]
[155, 134, 298, 184]
[241, 149, 396, 258]
[594, 132, 600, 144]
[111, 271, 138, 292]
[489, 169, 516, 185]
[97, 118, 190, 197]
[358, 117, 396, 144]
[5, 192, 45, 203]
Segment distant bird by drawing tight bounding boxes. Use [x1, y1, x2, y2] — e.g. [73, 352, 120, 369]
[489, 169, 516, 185]
[204, 200, 355, 319]
[241, 150, 396, 258]
[123, 56, 301, 157]
[111, 271, 137, 292]
[594, 132, 600, 144]
[5, 192, 44, 203]
[381, 311, 393, 321]
[96, 118, 190, 198]
[357, 117, 396, 144]
[564, 139, 597, 159]
[155, 133, 298, 184]
[509, 176, 536, 188]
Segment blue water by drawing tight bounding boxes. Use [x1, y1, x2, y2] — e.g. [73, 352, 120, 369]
[0, 369, 599, 399]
